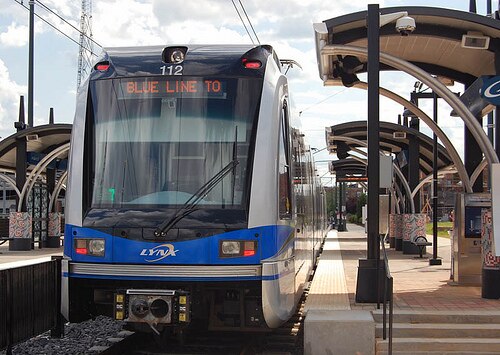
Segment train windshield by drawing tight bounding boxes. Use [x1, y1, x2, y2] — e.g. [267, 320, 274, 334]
[88, 77, 262, 209]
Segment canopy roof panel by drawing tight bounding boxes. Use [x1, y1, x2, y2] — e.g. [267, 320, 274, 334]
[322, 6, 500, 85]
[326, 121, 453, 176]
[0, 124, 72, 171]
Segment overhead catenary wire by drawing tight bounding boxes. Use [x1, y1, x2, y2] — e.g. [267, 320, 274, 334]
[238, 0, 260, 45]
[13, 0, 97, 55]
[231, 0, 255, 44]
[35, 0, 102, 49]
[299, 88, 348, 116]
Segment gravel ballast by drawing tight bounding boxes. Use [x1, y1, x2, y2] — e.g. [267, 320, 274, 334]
[1, 316, 125, 355]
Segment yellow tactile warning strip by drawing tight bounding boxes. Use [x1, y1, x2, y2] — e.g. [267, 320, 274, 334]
[304, 229, 351, 313]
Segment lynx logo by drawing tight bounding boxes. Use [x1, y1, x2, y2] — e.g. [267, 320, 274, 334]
[140, 243, 179, 262]
[481, 76, 500, 105]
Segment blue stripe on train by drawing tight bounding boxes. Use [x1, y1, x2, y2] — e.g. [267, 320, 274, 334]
[63, 272, 273, 282]
[64, 224, 294, 264]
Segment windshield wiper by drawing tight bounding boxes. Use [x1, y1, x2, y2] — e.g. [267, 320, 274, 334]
[154, 158, 239, 237]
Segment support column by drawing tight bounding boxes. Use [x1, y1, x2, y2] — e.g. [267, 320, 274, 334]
[408, 117, 420, 212]
[356, 4, 383, 303]
[403, 117, 421, 254]
[496, 107, 500, 159]
[430, 92, 442, 265]
[465, 118, 484, 192]
[44, 168, 56, 248]
[482, 41, 500, 298]
[11, 96, 30, 251]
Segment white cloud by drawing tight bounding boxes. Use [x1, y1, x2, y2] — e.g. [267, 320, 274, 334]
[0, 0, 474, 167]
[0, 59, 27, 139]
[0, 22, 29, 47]
[93, 0, 162, 46]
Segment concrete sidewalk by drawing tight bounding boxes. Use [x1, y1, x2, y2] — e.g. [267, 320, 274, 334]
[338, 223, 500, 311]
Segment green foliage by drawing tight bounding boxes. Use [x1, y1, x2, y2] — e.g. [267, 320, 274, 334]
[325, 186, 336, 217]
[356, 193, 367, 219]
[425, 222, 453, 238]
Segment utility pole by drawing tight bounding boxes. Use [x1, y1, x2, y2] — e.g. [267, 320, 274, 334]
[28, 0, 35, 128]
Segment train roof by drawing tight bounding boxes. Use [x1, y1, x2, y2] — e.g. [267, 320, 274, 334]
[90, 44, 279, 79]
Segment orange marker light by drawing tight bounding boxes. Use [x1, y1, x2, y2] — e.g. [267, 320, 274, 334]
[243, 250, 256, 257]
[243, 241, 256, 256]
[242, 59, 261, 69]
[76, 248, 88, 255]
[95, 63, 110, 71]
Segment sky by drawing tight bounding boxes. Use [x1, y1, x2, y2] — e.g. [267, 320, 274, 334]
[0, 0, 495, 183]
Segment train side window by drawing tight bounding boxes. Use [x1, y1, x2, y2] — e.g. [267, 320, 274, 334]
[279, 101, 292, 219]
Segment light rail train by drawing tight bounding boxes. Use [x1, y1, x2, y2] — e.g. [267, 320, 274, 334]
[61, 44, 328, 335]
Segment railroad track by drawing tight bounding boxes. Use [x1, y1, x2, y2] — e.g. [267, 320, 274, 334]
[100, 244, 323, 355]
[99, 289, 309, 355]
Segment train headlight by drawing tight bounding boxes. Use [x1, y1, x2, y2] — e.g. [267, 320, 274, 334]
[219, 240, 257, 257]
[221, 241, 241, 255]
[162, 46, 187, 64]
[88, 239, 105, 256]
[170, 50, 185, 63]
[74, 238, 105, 257]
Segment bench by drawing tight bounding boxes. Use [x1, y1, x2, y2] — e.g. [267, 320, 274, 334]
[412, 236, 432, 258]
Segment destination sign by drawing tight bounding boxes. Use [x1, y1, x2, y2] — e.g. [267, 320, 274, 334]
[119, 78, 227, 99]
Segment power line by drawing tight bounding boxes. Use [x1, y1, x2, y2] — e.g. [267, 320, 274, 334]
[13, 0, 97, 55]
[238, 0, 260, 45]
[231, 0, 254, 44]
[35, 0, 102, 48]
[299, 88, 348, 116]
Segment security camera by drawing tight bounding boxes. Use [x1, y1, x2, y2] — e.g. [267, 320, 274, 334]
[395, 16, 416, 36]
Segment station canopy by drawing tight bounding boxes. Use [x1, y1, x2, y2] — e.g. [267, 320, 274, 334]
[326, 121, 453, 176]
[320, 6, 500, 86]
[0, 124, 72, 172]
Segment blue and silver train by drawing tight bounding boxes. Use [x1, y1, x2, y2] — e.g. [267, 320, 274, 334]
[62, 44, 328, 334]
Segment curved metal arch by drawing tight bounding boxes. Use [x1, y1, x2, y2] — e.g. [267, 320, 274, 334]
[326, 80, 472, 193]
[411, 168, 459, 199]
[391, 189, 401, 214]
[48, 170, 68, 212]
[342, 132, 435, 173]
[334, 136, 415, 213]
[18, 143, 70, 211]
[322, 45, 498, 167]
[392, 178, 404, 214]
[0, 173, 20, 197]
[471, 159, 488, 187]
[350, 146, 405, 213]
[348, 154, 402, 214]
[0, 168, 16, 174]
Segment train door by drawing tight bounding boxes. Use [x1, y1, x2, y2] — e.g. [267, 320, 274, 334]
[277, 98, 296, 309]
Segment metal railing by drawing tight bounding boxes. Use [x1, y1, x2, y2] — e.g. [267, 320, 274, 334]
[377, 232, 393, 355]
[0, 256, 64, 354]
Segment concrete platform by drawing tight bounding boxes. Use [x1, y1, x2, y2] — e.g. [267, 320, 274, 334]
[303, 223, 500, 354]
[304, 230, 350, 313]
[0, 240, 63, 269]
[339, 223, 500, 312]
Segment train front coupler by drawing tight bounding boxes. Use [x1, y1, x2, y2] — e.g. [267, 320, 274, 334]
[114, 289, 191, 334]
